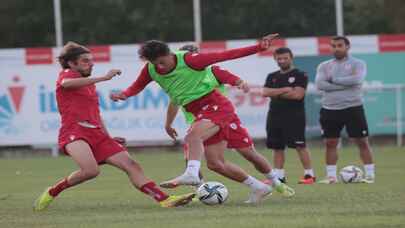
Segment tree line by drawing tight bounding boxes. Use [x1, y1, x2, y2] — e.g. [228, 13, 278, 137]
[0, 0, 403, 48]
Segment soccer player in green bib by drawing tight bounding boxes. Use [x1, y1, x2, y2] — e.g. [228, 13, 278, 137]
[163, 44, 228, 184]
[111, 34, 295, 203]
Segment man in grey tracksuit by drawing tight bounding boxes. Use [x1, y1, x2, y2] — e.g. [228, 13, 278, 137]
[315, 36, 375, 184]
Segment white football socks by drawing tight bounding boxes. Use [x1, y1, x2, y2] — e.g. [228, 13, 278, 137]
[273, 168, 285, 179]
[326, 165, 337, 178]
[243, 175, 268, 190]
[304, 169, 315, 177]
[185, 160, 201, 178]
[265, 170, 282, 186]
[364, 164, 375, 178]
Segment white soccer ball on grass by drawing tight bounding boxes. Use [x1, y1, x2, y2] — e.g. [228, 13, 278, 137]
[196, 181, 228, 205]
[339, 165, 364, 183]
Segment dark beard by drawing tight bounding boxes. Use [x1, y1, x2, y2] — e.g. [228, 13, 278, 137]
[79, 69, 91, 77]
[334, 53, 346, 60]
[280, 65, 291, 71]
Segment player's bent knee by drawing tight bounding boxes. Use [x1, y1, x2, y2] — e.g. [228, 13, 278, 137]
[81, 167, 100, 180]
[184, 132, 202, 144]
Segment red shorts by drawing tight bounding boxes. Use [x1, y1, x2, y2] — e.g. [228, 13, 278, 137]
[185, 91, 253, 149]
[58, 124, 125, 164]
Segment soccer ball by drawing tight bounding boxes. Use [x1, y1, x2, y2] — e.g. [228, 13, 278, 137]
[196, 181, 228, 205]
[339, 165, 364, 183]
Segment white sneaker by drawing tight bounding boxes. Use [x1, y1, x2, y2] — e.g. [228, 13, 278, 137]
[159, 173, 201, 189]
[360, 175, 375, 184]
[318, 176, 338, 184]
[244, 186, 272, 204]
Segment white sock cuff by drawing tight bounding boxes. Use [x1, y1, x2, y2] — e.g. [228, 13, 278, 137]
[242, 176, 254, 185]
[364, 164, 375, 169]
[326, 165, 337, 170]
[187, 160, 201, 167]
[304, 169, 314, 176]
[326, 165, 337, 177]
[364, 164, 375, 177]
[274, 169, 285, 178]
[243, 176, 267, 190]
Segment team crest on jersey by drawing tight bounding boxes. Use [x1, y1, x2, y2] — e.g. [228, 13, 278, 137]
[288, 77, 295, 83]
[229, 123, 237, 130]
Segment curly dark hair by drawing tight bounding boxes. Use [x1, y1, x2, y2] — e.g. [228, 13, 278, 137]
[58, 41, 90, 69]
[138, 40, 171, 62]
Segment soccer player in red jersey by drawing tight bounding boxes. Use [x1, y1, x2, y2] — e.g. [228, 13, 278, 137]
[33, 42, 195, 211]
[111, 34, 295, 203]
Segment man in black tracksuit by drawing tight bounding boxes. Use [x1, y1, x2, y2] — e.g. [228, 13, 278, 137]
[262, 47, 316, 184]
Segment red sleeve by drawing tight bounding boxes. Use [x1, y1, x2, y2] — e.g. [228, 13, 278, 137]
[60, 69, 81, 79]
[122, 65, 153, 97]
[57, 69, 81, 88]
[184, 44, 262, 70]
[211, 66, 240, 86]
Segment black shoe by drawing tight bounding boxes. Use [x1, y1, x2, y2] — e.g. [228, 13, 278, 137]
[279, 177, 287, 184]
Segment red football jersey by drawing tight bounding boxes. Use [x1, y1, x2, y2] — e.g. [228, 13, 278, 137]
[56, 69, 102, 129]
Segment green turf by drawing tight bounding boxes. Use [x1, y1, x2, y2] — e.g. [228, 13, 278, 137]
[0, 145, 404, 228]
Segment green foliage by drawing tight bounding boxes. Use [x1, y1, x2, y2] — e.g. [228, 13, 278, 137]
[0, 0, 404, 48]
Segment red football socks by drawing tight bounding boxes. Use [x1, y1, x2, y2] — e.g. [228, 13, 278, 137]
[140, 182, 169, 202]
[48, 178, 71, 197]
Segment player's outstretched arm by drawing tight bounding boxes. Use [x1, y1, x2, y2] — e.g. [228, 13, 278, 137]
[61, 69, 121, 89]
[110, 65, 152, 101]
[110, 92, 128, 101]
[185, 33, 279, 69]
[235, 80, 250, 93]
[260, 33, 279, 50]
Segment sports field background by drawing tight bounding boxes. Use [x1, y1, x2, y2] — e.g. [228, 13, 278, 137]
[1, 145, 404, 228]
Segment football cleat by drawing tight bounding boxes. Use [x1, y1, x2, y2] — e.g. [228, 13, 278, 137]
[298, 175, 316, 184]
[33, 188, 54, 211]
[159, 173, 201, 189]
[274, 183, 295, 197]
[244, 186, 272, 204]
[360, 175, 375, 184]
[318, 176, 338, 184]
[160, 193, 195, 208]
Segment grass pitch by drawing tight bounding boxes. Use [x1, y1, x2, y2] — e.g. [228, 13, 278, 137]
[0, 145, 404, 228]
